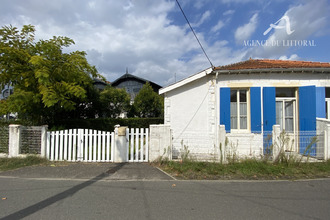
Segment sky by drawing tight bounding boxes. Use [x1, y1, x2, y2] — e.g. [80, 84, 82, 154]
[1, 0, 329, 86]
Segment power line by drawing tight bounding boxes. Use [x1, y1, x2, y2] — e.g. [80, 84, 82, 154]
[175, 0, 213, 68]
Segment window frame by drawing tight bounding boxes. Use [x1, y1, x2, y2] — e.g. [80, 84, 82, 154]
[230, 88, 250, 132]
[276, 98, 296, 133]
[326, 98, 330, 119]
[275, 87, 298, 133]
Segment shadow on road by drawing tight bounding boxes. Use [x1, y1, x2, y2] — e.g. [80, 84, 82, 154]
[0, 163, 127, 220]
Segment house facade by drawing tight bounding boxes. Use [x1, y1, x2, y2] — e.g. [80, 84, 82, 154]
[159, 59, 330, 161]
[112, 71, 162, 102]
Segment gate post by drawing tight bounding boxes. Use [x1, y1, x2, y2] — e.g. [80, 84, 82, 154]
[149, 125, 172, 162]
[40, 125, 48, 158]
[114, 126, 128, 162]
[8, 124, 21, 157]
[272, 125, 281, 161]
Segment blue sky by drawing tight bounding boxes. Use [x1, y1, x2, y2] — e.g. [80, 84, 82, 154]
[1, 0, 329, 86]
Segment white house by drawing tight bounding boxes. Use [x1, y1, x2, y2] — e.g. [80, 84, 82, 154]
[159, 59, 330, 161]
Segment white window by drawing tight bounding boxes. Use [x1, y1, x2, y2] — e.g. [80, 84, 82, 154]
[326, 88, 330, 119]
[276, 88, 297, 133]
[230, 89, 249, 130]
[326, 99, 330, 119]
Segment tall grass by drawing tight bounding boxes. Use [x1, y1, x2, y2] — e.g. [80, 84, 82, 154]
[0, 156, 49, 171]
[156, 159, 330, 180]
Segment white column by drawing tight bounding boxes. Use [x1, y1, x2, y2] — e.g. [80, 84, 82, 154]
[149, 125, 172, 162]
[113, 126, 128, 162]
[8, 124, 21, 157]
[218, 125, 226, 164]
[325, 124, 330, 160]
[272, 124, 281, 161]
[40, 125, 48, 157]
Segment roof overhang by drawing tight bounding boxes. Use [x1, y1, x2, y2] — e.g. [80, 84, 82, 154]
[214, 68, 330, 74]
[159, 67, 213, 94]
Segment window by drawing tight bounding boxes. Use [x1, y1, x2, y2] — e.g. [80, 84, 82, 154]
[230, 89, 248, 130]
[326, 88, 330, 119]
[276, 88, 296, 132]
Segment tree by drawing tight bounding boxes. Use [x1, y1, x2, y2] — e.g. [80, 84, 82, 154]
[99, 86, 130, 118]
[133, 82, 163, 118]
[0, 25, 98, 124]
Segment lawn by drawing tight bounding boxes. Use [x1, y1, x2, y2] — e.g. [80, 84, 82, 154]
[0, 156, 49, 171]
[154, 159, 330, 180]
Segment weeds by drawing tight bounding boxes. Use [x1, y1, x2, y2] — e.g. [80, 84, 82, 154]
[180, 140, 191, 162]
[156, 159, 330, 180]
[0, 156, 49, 171]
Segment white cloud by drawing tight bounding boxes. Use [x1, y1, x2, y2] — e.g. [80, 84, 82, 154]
[223, 9, 235, 16]
[1, 0, 204, 86]
[279, 54, 299, 60]
[193, 10, 211, 27]
[234, 13, 258, 44]
[211, 20, 225, 33]
[1, 0, 328, 87]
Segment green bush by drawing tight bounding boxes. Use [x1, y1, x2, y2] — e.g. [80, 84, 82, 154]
[50, 117, 164, 131]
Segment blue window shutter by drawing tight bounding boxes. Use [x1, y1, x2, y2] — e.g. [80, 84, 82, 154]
[220, 87, 230, 132]
[263, 87, 275, 154]
[263, 87, 276, 132]
[299, 86, 317, 155]
[250, 87, 261, 133]
[299, 86, 316, 131]
[316, 87, 326, 118]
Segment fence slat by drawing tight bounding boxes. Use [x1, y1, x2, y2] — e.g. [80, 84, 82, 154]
[93, 130, 97, 162]
[106, 132, 110, 162]
[101, 131, 105, 162]
[135, 128, 139, 162]
[51, 132, 55, 161]
[55, 131, 59, 160]
[84, 129, 88, 161]
[64, 130, 68, 160]
[97, 130, 101, 162]
[72, 129, 77, 162]
[145, 128, 149, 162]
[68, 129, 72, 161]
[89, 129, 93, 162]
[111, 132, 115, 162]
[140, 128, 144, 162]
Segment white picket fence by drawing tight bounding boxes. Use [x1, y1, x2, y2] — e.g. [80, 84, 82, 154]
[126, 128, 149, 162]
[46, 128, 149, 162]
[46, 129, 115, 162]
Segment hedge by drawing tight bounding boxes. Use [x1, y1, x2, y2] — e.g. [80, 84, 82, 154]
[50, 117, 164, 131]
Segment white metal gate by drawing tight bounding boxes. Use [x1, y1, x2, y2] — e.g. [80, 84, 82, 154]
[126, 128, 149, 162]
[46, 129, 114, 162]
[46, 128, 149, 162]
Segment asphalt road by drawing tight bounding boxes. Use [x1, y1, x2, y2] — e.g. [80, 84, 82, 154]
[0, 164, 330, 220]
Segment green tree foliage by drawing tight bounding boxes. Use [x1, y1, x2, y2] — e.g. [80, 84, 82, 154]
[99, 86, 130, 118]
[133, 82, 163, 118]
[0, 25, 98, 124]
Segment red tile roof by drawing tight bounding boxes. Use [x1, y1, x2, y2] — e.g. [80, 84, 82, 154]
[214, 59, 330, 71]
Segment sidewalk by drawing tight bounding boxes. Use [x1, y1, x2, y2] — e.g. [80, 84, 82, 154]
[0, 163, 175, 181]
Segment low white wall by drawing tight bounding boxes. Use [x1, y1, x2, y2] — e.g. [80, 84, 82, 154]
[317, 118, 330, 160]
[149, 125, 172, 161]
[225, 133, 263, 159]
[7, 124, 48, 158]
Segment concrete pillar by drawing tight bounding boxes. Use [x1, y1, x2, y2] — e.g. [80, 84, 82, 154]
[8, 124, 21, 157]
[325, 124, 330, 160]
[113, 126, 128, 162]
[218, 125, 226, 163]
[272, 124, 281, 161]
[149, 125, 172, 161]
[40, 125, 48, 157]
